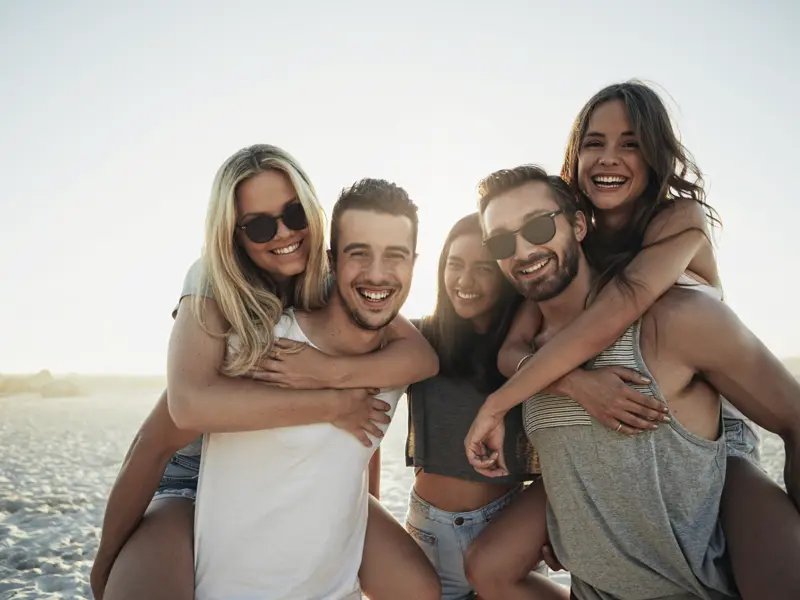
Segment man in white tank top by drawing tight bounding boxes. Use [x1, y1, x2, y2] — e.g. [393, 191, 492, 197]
[194, 179, 421, 600]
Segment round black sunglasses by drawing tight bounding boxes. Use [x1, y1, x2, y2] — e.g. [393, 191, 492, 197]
[237, 202, 308, 244]
[483, 210, 563, 260]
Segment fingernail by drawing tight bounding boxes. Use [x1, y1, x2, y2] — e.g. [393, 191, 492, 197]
[650, 424, 658, 429]
[662, 406, 669, 412]
[662, 416, 671, 423]
[641, 377, 651, 383]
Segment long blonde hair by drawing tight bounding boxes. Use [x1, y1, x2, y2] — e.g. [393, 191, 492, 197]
[193, 144, 329, 377]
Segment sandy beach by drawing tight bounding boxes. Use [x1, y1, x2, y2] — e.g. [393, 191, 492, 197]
[0, 378, 788, 599]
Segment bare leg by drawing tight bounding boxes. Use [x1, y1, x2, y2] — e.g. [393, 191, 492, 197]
[464, 480, 569, 600]
[721, 456, 800, 599]
[360, 496, 441, 600]
[104, 497, 195, 600]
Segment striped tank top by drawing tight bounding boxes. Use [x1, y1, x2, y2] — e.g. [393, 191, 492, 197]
[524, 321, 737, 600]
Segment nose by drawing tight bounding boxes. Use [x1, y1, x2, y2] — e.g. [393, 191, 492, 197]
[273, 216, 291, 240]
[514, 232, 538, 262]
[366, 256, 386, 283]
[458, 269, 475, 289]
[598, 146, 620, 166]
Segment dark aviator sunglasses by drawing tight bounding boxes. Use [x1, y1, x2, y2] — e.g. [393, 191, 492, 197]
[483, 210, 564, 260]
[237, 202, 308, 244]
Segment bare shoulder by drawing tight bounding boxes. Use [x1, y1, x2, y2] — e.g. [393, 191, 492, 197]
[643, 287, 740, 358]
[644, 198, 709, 245]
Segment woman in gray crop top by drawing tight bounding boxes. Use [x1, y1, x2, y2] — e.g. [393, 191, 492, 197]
[403, 213, 559, 600]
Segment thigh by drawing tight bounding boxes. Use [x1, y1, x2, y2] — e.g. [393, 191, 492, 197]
[464, 479, 549, 582]
[360, 496, 441, 600]
[721, 456, 800, 599]
[104, 497, 196, 600]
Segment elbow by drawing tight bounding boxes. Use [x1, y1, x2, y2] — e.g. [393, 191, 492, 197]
[167, 383, 207, 432]
[497, 350, 516, 379]
[425, 352, 440, 380]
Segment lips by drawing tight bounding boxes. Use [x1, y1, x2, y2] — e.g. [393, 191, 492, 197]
[516, 256, 552, 278]
[455, 290, 481, 300]
[591, 174, 629, 189]
[271, 239, 303, 255]
[356, 287, 396, 304]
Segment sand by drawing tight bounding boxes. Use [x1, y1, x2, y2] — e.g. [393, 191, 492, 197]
[0, 381, 788, 599]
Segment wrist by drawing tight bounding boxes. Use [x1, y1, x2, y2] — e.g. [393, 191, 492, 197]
[329, 356, 348, 388]
[484, 392, 511, 419]
[550, 369, 581, 397]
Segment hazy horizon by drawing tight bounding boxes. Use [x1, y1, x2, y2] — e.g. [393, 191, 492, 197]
[2, 1, 798, 374]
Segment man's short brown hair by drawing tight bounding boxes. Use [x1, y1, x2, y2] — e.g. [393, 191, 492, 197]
[478, 165, 581, 224]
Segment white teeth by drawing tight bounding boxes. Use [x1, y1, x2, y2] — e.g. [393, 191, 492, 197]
[359, 289, 391, 301]
[457, 291, 480, 300]
[592, 175, 627, 186]
[521, 258, 549, 274]
[272, 242, 300, 255]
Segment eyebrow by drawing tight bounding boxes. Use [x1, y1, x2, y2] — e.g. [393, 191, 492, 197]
[239, 196, 299, 220]
[342, 243, 412, 255]
[487, 209, 556, 236]
[584, 130, 636, 138]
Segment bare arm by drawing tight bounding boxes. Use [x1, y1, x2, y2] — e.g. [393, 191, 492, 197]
[485, 199, 711, 416]
[672, 291, 800, 506]
[497, 300, 541, 379]
[252, 314, 439, 390]
[167, 296, 383, 432]
[91, 391, 199, 598]
[368, 448, 381, 499]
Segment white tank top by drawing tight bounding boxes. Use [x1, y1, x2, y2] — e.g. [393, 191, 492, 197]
[193, 309, 404, 600]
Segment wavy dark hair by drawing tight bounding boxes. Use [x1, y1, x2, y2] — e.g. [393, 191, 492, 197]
[561, 80, 721, 293]
[418, 213, 522, 391]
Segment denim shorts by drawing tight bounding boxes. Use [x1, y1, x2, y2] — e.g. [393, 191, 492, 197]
[723, 416, 761, 467]
[153, 451, 200, 502]
[405, 484, 547, 600]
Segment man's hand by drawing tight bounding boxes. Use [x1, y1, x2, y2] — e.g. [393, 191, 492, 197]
[331, 388, 391, 447]
[465, 405, 508, 477]
[249, 339, 336, 389]
[557, 367, 670, 435]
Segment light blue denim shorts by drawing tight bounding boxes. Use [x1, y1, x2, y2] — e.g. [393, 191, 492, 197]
[153, 452, 200, 502]
[405, 484, 546, 600]
[723, 416, 761, 467]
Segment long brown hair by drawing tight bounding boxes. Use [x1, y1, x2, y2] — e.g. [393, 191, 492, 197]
[561, 80, 720, 293]
[419, 213, 521, 390]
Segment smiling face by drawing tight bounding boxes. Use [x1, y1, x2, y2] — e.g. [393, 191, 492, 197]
[235, 170, 311, 279]
[577, 99, 650, 212]
[333, 209, 415, 330]
[443, 233, 503, 331]
[482, 181, 585, 302]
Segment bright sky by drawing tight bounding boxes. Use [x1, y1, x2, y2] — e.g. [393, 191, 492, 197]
[1, 1, 798, 374]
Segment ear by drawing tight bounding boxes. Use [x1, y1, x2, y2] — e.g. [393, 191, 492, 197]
[573, 211, 588, 243]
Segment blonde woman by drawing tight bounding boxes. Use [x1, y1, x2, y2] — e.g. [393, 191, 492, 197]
[91, 145, 440, 600]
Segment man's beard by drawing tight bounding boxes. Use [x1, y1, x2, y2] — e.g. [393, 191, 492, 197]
[515, 240, 580, 302]
[339, 284, 401, 331]
[344, 303, 399, 331]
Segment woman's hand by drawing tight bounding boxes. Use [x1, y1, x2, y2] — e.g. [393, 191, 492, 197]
[558, 367, 670, 435]
[465, 405, 508, 477]
[330, 388, 392, 447]
[250, 339, 339, 390]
